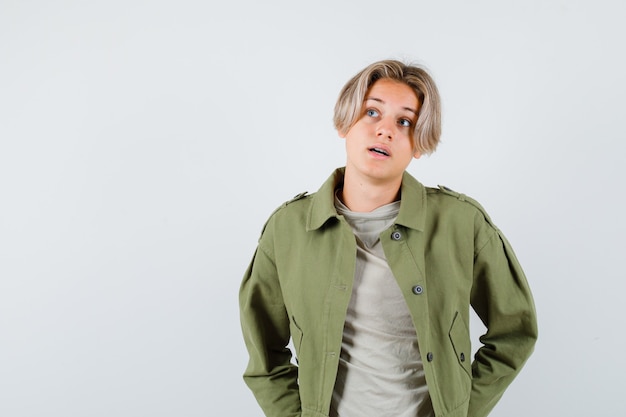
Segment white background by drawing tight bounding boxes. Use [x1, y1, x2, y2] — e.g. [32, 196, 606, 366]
[1, 0, 624, 415]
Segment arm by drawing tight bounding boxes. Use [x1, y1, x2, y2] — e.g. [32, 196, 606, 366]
[239, 240, 301, 417]
[468, 223, 538, 417]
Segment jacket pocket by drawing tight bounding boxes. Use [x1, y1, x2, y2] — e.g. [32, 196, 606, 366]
[448, 312, 472, 378]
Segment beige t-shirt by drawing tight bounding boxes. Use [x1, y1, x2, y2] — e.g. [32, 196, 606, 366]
[330, 195, 434, 417]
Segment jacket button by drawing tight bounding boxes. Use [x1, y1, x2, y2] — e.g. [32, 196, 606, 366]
[391, 231, 402, 241]
[426, 352, 434, 362]
[460, 352, 465, 362]
[412, 285, 423, 295]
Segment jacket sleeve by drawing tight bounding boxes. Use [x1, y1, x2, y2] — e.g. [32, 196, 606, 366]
[467, 218, 538, 417]
[239, 226, 302, 417]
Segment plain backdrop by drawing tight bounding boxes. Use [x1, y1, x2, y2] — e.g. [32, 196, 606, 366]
[1, 0, 625, 415]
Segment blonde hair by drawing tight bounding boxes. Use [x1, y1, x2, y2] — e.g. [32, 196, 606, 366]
[333, 59, 442, 155]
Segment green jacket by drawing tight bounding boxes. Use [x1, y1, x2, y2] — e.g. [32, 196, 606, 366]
[239, 168, 537, 417]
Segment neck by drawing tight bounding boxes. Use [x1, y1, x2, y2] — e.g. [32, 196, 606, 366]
[340, 169, 402, 212]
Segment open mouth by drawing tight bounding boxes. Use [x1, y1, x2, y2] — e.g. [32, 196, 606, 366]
[369, 147, 390, 156]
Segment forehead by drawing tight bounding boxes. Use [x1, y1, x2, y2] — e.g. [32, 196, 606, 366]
[366, 78, 419, 112]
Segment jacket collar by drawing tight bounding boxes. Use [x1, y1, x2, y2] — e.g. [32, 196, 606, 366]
[306, 167, 427, 232]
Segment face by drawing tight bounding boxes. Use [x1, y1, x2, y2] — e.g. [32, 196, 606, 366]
[341, 78, 421, 186]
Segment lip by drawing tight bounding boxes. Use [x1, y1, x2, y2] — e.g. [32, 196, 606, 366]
[368, 144, 392, 158]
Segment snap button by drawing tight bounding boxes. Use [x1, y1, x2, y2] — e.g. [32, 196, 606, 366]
[460, 352, 465, 362]
[391, 231, 402, 241]
[412, 285, 423, 295]
[426, 352, 434, 362]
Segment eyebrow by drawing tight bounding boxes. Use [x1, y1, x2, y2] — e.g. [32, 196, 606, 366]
[365, 97, 419, 115]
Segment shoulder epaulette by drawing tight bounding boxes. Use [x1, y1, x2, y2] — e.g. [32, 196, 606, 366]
[437, 185, 462, 199]
[273, 191, 309, 212]
[285, 191, 308, 205]
[258, 191, 309, 240]
[436, 185, 497, 229]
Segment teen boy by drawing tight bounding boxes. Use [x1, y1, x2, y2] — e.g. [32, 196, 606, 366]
[239, 60, 537, 417]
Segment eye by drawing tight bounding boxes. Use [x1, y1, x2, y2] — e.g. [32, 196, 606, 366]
[398, 118, 412, 128]
[366, 108, 379, 118]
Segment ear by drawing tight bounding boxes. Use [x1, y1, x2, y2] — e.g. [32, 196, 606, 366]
[413, 150, 422, 159]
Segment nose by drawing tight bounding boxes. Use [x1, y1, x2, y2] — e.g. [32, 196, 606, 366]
[376, 118, 394, 140]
